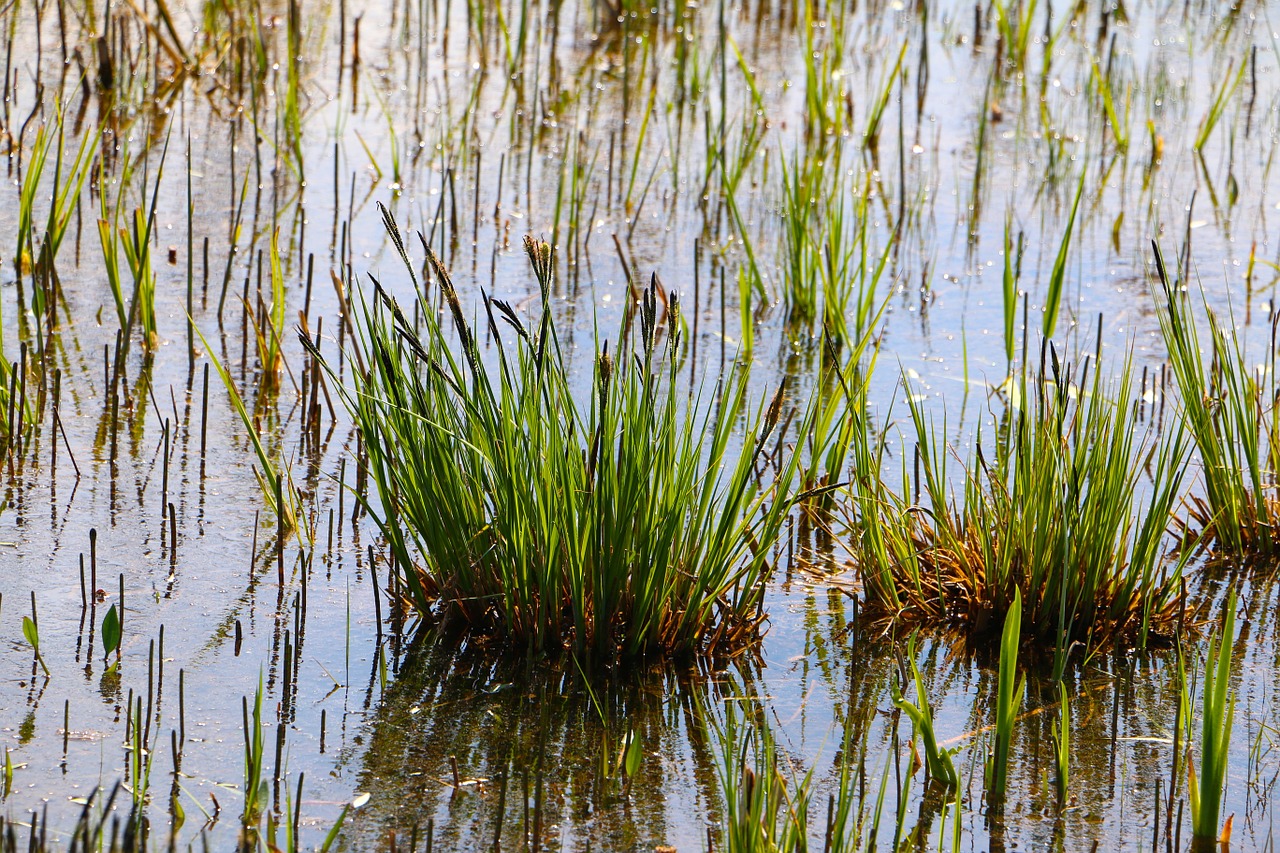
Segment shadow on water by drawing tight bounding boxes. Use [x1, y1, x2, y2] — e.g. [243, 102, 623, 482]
[342, 602, 1209, 852]
[344, 636, 770, 851]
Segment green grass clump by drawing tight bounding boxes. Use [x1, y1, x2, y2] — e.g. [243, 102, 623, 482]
[778, 141, 887, 348]
[99, 142, 168, 353]
[848, 344, 1189, 659]
[1153, 242, 1280, 560]
[711, 696, 907, 851]
[714, 708, 813, 852]
[319, 223, 802, 661]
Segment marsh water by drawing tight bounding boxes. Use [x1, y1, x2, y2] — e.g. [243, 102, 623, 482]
[2, 0, 1280, 849]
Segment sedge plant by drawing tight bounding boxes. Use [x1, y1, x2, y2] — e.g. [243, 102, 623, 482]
[311, 219, 805, 660]
[244, 229, 289, 397]
[1153, 241, 1280, 559]
[713, 705, 813, 852]
[849, 343, 1189, 658]
[710, 683, 905, 851]
[99, 141, 170, 352]
[17, 113, 98, 329]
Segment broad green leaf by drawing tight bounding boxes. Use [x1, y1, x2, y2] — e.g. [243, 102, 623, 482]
[21, 617, 38, 651]
[102, 604, 121, 657]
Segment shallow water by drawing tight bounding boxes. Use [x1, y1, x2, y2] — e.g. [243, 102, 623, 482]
[0, 0, 1278, 849]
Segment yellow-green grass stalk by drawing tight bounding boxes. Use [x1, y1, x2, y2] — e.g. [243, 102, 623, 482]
[993, 0, 1038, 69]
[1041, 169, 1084, 340]
[1194, 59, 1245, 153]
[100, 140, 170, 352]
[193, 322, 299, 535]
[243, 229, 290, 397]
[778, 148, 822, 326]
[798, 325, 883, 510]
